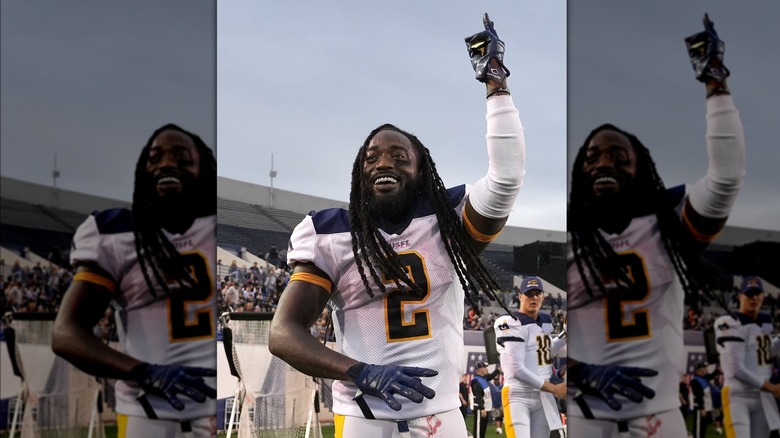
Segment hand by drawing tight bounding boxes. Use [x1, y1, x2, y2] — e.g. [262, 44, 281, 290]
[568, 362, 657, 411]
[481, 409, 488, 417]
[684, 13, 730, 83]
[347, 362, 437, 411]
[550, 382, 567, 400]
[130, 363, 217, 410]
[464, 12, 510, 83]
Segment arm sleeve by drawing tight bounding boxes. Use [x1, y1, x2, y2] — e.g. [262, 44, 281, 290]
[716, 321, 765, 389]
[502, 332, 545, 390]
[469, 94, 526, 219]
[687, 94, 745, 219]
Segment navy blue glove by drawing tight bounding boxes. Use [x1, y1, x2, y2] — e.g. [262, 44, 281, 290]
[568, 362, 657, 411]
[130, 363, 217, 410]
[464, 13, 510, 83]
[684, 13, 729, 83]
[347, 362, 437, 411]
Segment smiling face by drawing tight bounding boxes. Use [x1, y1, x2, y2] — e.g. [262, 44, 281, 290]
[145, 129, 200, 199]
[362, 129, 421, 221]
[582, 129, 638, 200]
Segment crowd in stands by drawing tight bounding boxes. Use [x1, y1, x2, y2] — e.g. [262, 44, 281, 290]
[684, 287, 780, 333]
[463, 288, 567, 334]
[1, 259, 72, 315]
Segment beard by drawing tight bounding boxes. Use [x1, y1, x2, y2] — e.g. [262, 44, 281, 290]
[366, 180, 420, 224]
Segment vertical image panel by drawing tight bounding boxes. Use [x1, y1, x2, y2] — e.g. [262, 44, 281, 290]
[567, 2, 780, 438]
[217, 2, 568, 437]
[1, 1, 217, 436]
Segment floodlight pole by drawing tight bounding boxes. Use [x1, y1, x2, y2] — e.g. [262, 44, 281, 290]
[269, 153, 277, 208]
[52, 153, 60, 208]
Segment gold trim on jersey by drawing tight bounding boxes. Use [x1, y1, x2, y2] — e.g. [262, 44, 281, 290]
[462, 207, 501, 243]
[721, 386, 736, 438]
[334, 414, 345, 438]
[73, 271, 116, 294]
[502, 385, 517, 438]
[682, 205, 721, 243]
[603, 250, 653, 343]
[382, 250, 433, 343]
[116, 414, 128, 438]
[165, 250, 215, 343]
[289, 272, 333, 295]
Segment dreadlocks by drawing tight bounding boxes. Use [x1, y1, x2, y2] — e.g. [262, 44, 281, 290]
[348, 123, 511, 315]
[569, 123, 725, 310]
[132, 123, 217, 297]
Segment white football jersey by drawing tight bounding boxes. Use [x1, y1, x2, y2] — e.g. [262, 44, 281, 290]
[566, 187, 687, 420]
[494, 312, 560, 397]
[287, 186, 469, 420]
[714, 312, 775, 393]
[70, 209, 217, 420]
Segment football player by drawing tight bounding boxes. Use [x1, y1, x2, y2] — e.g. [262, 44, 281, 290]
[566, 14, 745, 437]
[714, 276, 780, 437]
[494, 276, 566, 438]
[52, 124, 217, 438]
[268, 13, 526, 438]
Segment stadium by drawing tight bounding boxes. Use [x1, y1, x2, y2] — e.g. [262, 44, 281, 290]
[1, 175, 778, 437]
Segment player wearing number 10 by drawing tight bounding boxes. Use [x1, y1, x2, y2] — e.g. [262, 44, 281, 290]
[269, 13, 524, 438]
[52, 124, 218, 438]
[565, 14, 745, 438]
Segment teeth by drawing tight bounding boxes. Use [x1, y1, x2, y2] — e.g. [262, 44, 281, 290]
[158, 176, 181, 184]
[375, 176, 398, 184]
[595, 176, 617, 184]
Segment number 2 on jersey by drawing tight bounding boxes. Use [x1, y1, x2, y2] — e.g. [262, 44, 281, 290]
[605, 252, 652, 342]
[167, 252, 214, 342]
[384, 252, 432, 342]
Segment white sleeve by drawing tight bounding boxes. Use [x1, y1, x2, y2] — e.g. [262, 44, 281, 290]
[688, 94, 745, 218]
[70, 213, 119, 281]
[715, 319, 765, 389]
[772, 336, 780, 357]
[470, 94, 526, 219]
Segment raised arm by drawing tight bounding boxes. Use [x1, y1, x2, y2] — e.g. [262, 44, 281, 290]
[682, 13, 745, 244]
[463, 13, 525, 254]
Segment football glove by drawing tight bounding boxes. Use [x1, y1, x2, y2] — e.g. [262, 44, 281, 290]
[684, 13, 729, 83]
[130, 363, 217, 410]
[465, 13, 510, 83]
[347, 362, 437, 411]
[567, 362, 656, 411]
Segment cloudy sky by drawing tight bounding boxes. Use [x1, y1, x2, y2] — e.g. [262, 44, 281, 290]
[4, 2, 775, 233]
[569, 1, 780, 232]
[1, 1, 216, 203]
[217, 2, 567, 231]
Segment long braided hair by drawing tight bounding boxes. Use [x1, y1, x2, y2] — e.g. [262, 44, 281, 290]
[132, 123, 216, 297]
[569, 123, 723, 309]
[348, 123, 511, 315]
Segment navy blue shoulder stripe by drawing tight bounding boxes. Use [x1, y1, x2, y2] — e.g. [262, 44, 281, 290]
[310, 208, 351, 235]
[666, 185, 686, 207]
[92, 208, 134, 234]
[496, 336, 525, 347]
